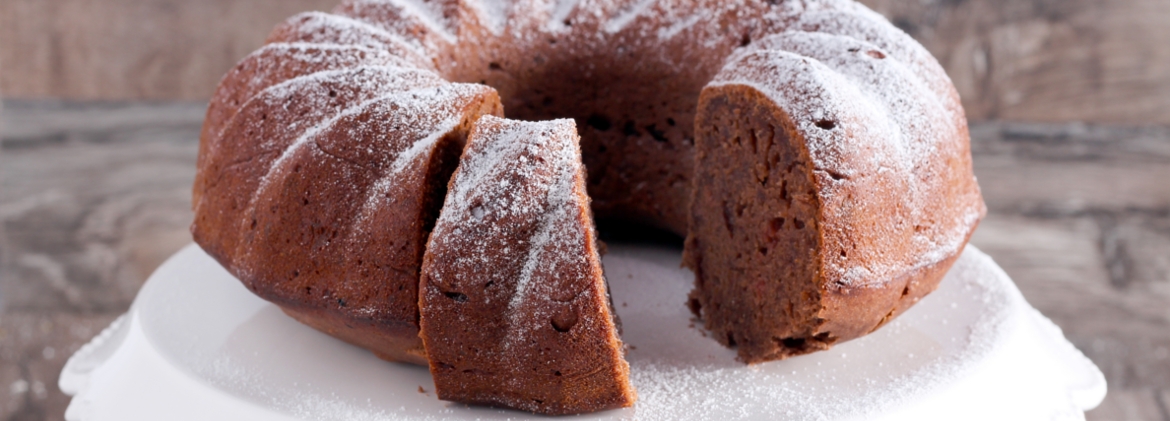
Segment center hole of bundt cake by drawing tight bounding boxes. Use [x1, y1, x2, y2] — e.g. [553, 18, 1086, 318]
[432, 19, 857, 364]
[447, 48, 721, 235]
[452, 53, 832, 360]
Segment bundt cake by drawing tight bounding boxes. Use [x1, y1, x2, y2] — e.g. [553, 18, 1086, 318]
[191, 0, 985, 414]
[419, 116, 634, 414]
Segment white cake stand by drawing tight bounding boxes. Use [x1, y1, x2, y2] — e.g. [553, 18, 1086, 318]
[60, 243, 1105, 421]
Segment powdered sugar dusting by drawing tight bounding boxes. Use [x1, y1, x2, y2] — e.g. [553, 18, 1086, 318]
[711, 26, 979, 285]
[250, 81, 444, 208]
[794, 8, 961, 116]
[268, 11, 434, 70]
[655, 13, 701, 40]
[419, 116, 631, 412]
[744, 31, 964, 276]
[430, 116, 587, 346]
[337, 0, 458, 50]
[545, 0, 580, 32]
[349, 85, 492, 226]
[203, 42, 404, 145]
[468, 0, 510, 35]
[443, 117, 577, 222]
[234, 42, 401, 92]
[128, 244, 1099, 420]
[711, 49, 895, 187]
[197, 65, 446, 222]
[605, 245, 1024, 420]
[215, 68, 481, 279]
[604, 0, 656, 34]
[499, 138, 579, 322]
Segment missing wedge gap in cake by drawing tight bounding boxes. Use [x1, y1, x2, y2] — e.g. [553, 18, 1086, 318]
[420, 94, 504, 241]
[685, 84, 830, 364]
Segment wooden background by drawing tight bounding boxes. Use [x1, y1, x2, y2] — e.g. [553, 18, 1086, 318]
[5, 0, 1170, 124]
[2, 0, 1170, 420]
[0, 0, 336, 100]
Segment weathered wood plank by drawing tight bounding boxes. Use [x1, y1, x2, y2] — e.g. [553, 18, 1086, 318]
[0, 101, 207, 145]
[1085, 388, 1170, 421]
[971, 213, 1170, 392]
[4, 0, 1170, 126]
[0, 0, 336, 100]
[0, 102, 200, 313]
[0, 101, 202, 419]
[970, 214, 1108, 295]
[971, 122, 1170, 214]
[976, 159, 1170, 214]
[0, 313, 121, 421]
[862, 0, 1170, 124]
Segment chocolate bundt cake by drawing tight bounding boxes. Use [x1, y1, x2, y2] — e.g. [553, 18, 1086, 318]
[191, 0, 985, 414]
[419, 116, 634, 414]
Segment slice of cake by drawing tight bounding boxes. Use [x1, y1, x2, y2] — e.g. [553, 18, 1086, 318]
[418, 115, 636, 415]
[683, 33, 983, 363]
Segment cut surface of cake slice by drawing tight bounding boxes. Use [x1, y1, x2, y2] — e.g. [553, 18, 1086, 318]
[418, 115, 635, 415]
[684, 37, 983, 363]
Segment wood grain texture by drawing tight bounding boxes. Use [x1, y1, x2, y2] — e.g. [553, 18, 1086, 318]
[2, 0, 1170, 126]
[862, 0, 1170, 124]
[972, 127, 1170, 214]
[2, 101, 1170, 418]
[0, 101, 204, 420]
[965, 121, 1170, 421]
[0, 0, 336, 100]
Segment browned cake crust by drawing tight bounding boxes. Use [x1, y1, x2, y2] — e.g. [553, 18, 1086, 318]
[685, 85, 977, 362]
[192, 69, 502, 364]
[192, 0, 986, 414]
[684, 33, 985, 362]
[419, 116, 635, 414]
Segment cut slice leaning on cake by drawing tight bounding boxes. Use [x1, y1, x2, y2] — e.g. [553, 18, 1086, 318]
[419, 116, 635, 415]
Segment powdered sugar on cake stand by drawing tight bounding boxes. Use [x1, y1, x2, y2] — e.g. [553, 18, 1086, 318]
[60, 243, 1104, 421]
